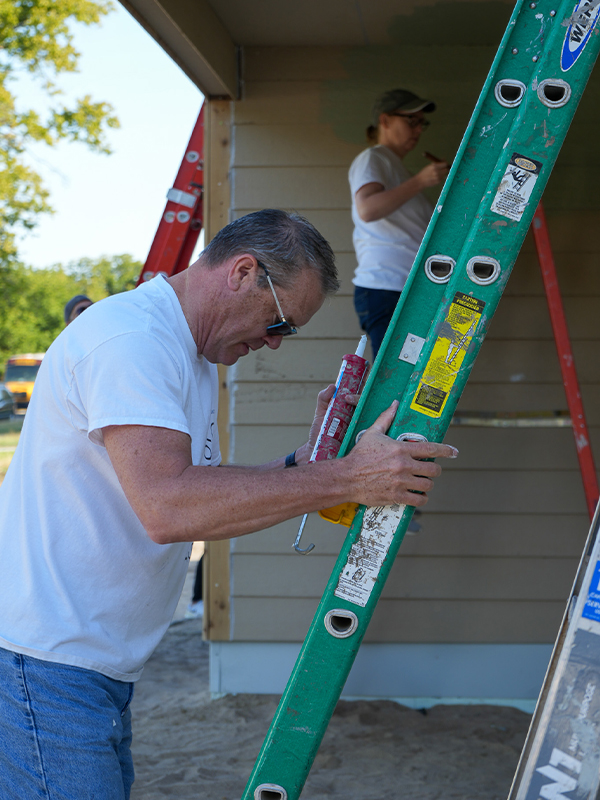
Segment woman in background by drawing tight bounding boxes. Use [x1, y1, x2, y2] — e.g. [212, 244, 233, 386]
[350, 88, 449, 358]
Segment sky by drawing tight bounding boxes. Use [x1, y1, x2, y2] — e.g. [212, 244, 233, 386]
[15, 3, 204, 269]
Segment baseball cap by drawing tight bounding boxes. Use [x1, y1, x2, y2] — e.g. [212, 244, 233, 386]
[371, 89, 436, 126]
[64, 295, 92, 323]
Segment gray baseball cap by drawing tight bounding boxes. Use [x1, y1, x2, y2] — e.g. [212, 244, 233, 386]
[64, 295, 92, 323]
[371, 89, 436, 126]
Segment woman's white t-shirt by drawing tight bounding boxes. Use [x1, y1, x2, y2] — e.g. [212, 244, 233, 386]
[349, 145, 433, 292]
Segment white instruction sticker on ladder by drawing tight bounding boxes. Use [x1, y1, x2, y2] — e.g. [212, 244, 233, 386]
[334, 504, 405, 607]
[491, 152, 542, 221]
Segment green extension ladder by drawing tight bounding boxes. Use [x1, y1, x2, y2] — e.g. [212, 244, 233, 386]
[243, 1, 600, 797]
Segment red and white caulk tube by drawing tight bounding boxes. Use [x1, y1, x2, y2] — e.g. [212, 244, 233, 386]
[293, 335, 369, 554]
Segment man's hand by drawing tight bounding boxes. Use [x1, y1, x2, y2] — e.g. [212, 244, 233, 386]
[295, 383, 362, 465]
[343, 400, 458, 508]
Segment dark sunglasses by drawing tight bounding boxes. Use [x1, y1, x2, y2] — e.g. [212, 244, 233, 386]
[256, 261, 298, 337]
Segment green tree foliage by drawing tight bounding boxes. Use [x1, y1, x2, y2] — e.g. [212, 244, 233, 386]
[0, 254, 142, 371]
[0, 0, 119, 265]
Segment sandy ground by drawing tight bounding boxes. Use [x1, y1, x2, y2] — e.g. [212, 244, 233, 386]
[130, 561, 532, 800]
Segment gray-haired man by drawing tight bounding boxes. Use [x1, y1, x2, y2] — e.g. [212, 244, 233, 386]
[0, 209, 457, 799]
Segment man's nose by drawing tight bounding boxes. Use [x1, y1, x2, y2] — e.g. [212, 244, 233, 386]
[263, 335, 283, 350]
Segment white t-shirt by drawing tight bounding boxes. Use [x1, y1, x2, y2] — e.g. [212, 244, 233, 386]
[0, 276, 220, 682]
[349, 145, 433, 292]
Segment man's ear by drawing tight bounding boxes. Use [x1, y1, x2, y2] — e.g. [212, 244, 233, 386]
[227, 254, 258, 291]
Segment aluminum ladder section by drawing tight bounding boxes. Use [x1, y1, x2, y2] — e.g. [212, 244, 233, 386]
[508, 498, 600, 800]
[243, 2, 600, 798]
[136, 103, 204, 285]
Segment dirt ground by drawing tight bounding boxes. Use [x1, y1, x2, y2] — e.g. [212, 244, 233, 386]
[129, 619, 532, 800]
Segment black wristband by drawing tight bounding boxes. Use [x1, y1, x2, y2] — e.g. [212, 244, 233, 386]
[284, 451, 298, 468]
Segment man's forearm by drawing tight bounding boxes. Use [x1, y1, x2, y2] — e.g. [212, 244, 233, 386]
[103, 406, 455, 547]
[142, 458, 352, 544]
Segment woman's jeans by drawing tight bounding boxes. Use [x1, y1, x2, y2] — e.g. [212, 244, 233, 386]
[353, 286, 402, 360]
[0, 646, 135, 799]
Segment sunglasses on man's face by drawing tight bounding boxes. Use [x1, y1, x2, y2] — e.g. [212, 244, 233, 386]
[256, 261, 298, 337]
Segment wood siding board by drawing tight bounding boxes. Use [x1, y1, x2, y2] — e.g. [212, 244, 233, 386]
[233, 124, 363, 167]
[231, 554, 579, 602]
[458, 384, 600, 421]
[232, 380, 598, 422]
[231, 383, 600, 423]
[426, 470, 587, 515]
[470, 340, 599, 384]
[232, 166, 351, 209]
[231, 513, 589, 558]
[230, 598, 566, 644]
[228, 338, 599, 384]
[486, 297, 600, 340]
[230, 422, 597, 472]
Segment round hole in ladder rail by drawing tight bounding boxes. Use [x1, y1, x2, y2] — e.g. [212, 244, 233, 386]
[425, 255, 455, 284]
[537, 79, 571, 108]
[396, 432, 428, 443]
[494, 79, 526, 108]
[324, 609, 359, 639]
[466, 256, 501, 285]
[254, 784, 288, 800]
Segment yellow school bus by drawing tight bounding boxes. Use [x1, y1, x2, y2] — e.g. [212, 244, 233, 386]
[4, 353, 45, 411]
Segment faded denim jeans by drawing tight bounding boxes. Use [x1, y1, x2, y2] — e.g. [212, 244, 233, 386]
[0, 646, 135, 799]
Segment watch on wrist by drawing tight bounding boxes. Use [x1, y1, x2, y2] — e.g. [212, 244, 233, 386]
[284, 450, 298, 468]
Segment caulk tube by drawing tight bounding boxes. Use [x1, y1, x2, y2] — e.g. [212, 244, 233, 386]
[294, 335, 368, 554]
[310, 335, 368, 463]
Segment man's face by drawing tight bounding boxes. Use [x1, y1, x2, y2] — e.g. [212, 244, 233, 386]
[205, 266, 325, 366]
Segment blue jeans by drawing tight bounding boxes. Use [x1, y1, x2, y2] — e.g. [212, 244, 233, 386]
[0, 647, 135, 799]
[354, 286, 402, 360]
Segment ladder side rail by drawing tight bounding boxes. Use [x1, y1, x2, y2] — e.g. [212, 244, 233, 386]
[174, 194, 204, 275]
[532, 200, 599, 519]
[243, 2, 600, 796]
[507, 499, 600, 799]
[136, 104, 205, 284]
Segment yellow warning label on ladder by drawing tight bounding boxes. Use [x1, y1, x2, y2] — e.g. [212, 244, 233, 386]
[410, 292, 485, 418]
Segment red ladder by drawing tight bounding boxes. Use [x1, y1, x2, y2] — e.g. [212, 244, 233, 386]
[136, 103, 205, 284]
[533, 201, 599, 520]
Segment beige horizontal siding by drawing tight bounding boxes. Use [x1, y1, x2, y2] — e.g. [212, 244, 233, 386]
[230, 422, 600, 471]
[224, 43, 600, 647]
[230, 598, 567, 644]
[231, 513, 589, 558]
[231, 338, 599, 384]
[232, 554, 579, 601]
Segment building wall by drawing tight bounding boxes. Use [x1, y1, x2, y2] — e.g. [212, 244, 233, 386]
[215, 42, 600, 701]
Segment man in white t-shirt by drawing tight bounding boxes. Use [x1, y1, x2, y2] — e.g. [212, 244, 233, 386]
[350, 88, 450, 358]
[0, 209, 458, 799]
